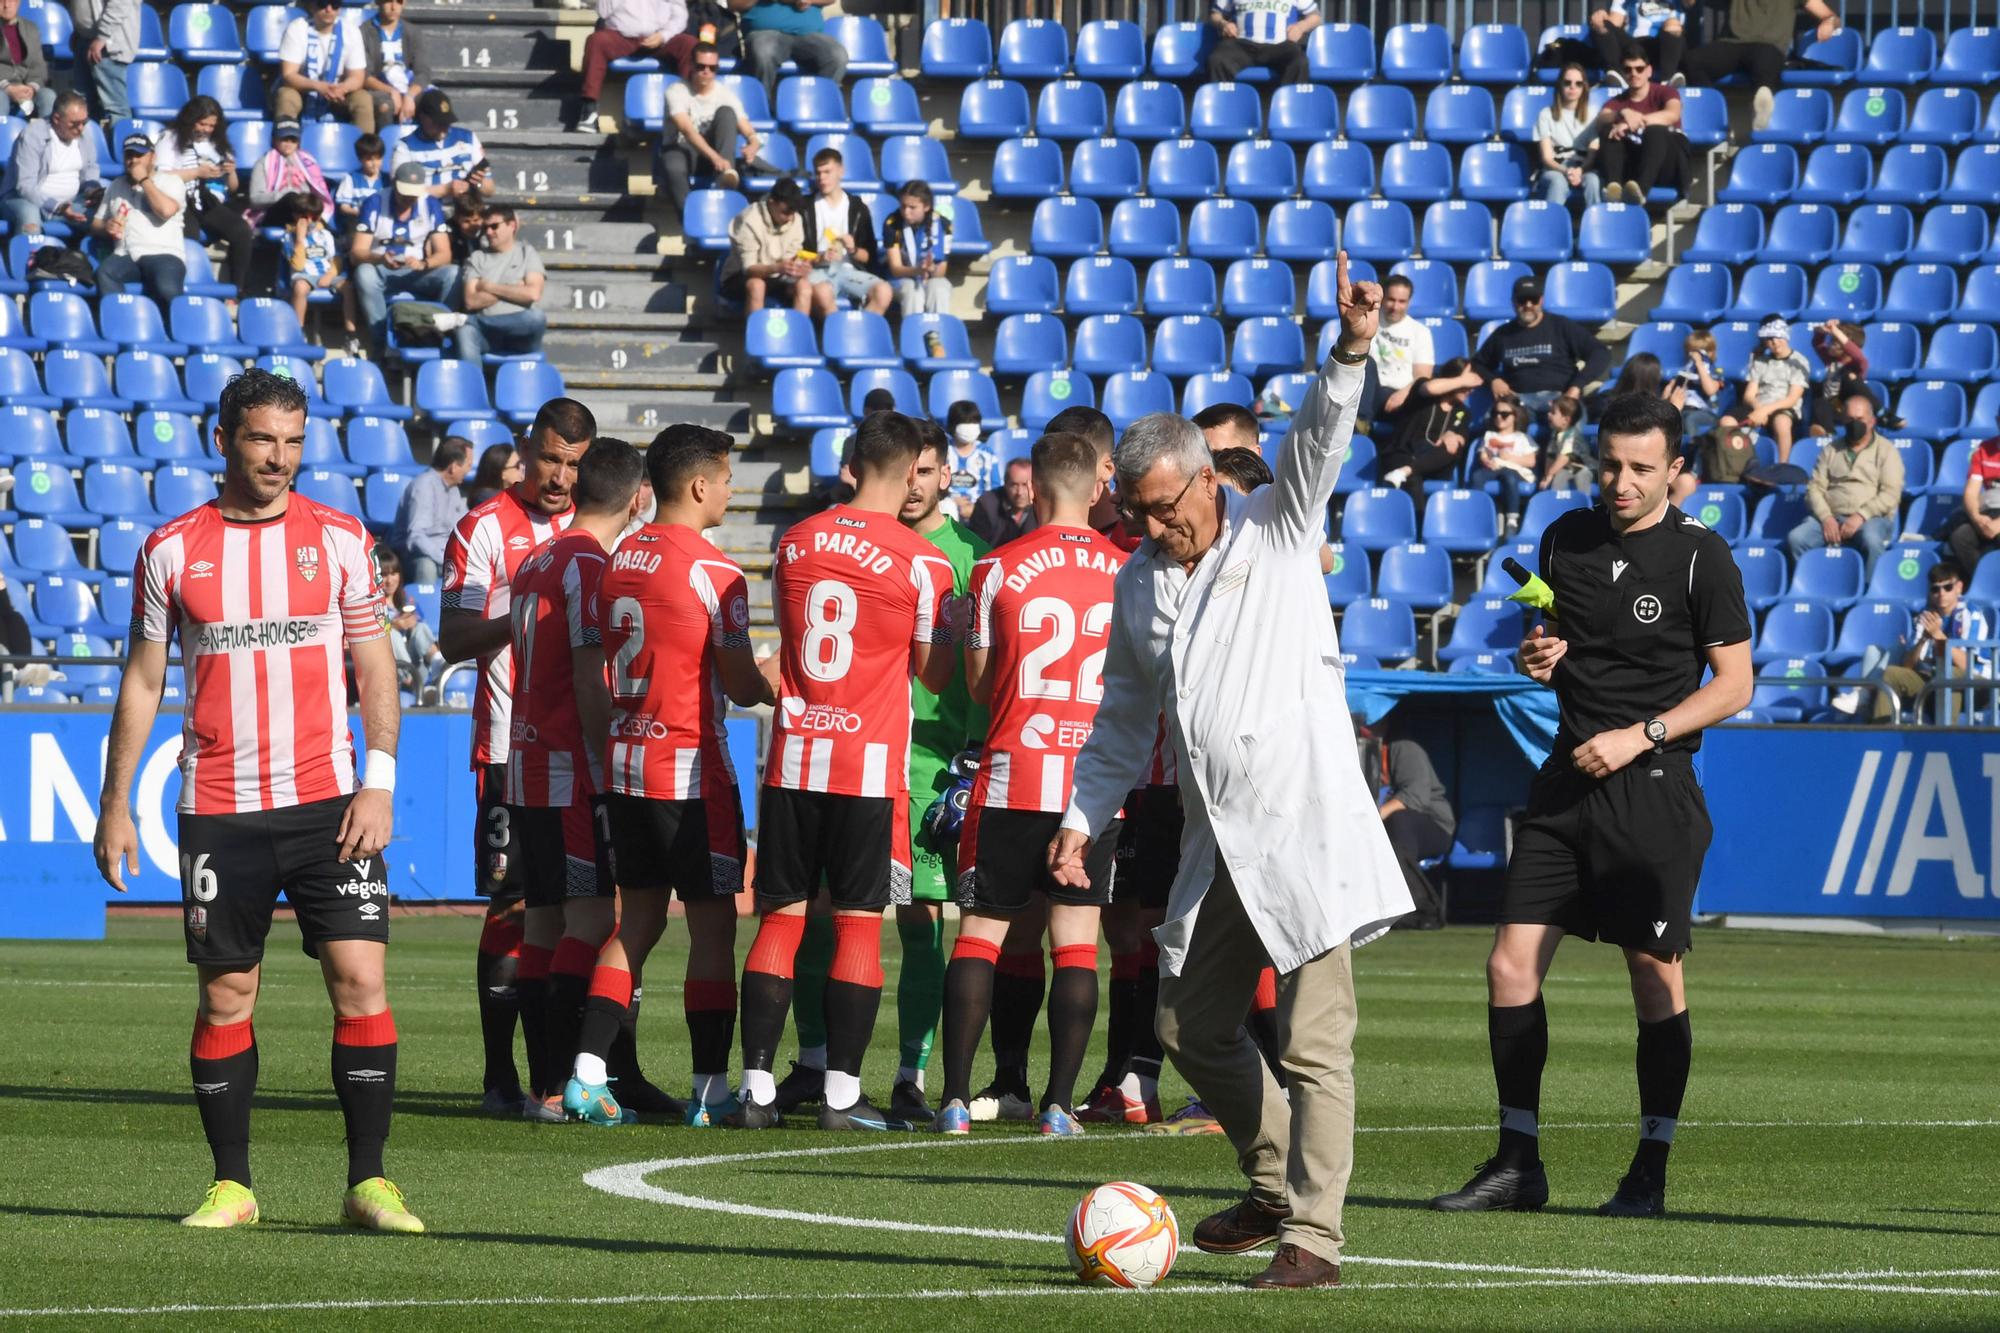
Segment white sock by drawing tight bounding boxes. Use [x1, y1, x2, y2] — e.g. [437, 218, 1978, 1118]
[896, 1065, 924, 1089]
[692, 1072, 729, 1105]
[798, 1044, 828, 1072]
[573, 1052, 607, 1086]
[743, 1068, 777, 1105]
[1500, 1104, 1540, 1137]
[823, 1069, 861, 1111]
[1119, 1069, 1159, 1101]
[1382, 466, 1411, 487]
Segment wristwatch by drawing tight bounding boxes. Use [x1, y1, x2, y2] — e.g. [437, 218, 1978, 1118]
[1644, 718, 1668, 750]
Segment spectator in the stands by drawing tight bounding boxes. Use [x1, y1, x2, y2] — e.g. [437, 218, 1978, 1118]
[455, 202, 547, 361]
[0, 0, 55, 120]
[154, 98, 254, 297]
[1833, 559, 1988, 720]
[1589, 0, 1685, 88]
[943, 400, 1001, 521]
[374, 547, 449, 697]
[465, 442, 522, 507]
[1720, 316, 1811, 464]
[573, 0, 689, 134]
[248, 119, 336, 225]
[1673, 328, 1725, 442]
[968, 456, 1039, 548]
[1473, 276, 1612, 418]
[1535, 63, 1601, 207]
[1539, 394, 1594, 493]
[0, 89, 97, 234]
[1356, 716, 1452, 930]
[1591, 51, 1684, 206]
[336, 132, 389, 229]
[883, 179, 952, 317]
[446, 188, 486, 263]
[273, 0, 373, 131]
[93, 134, 185, 307]
[1193, 401, 1260, 455]
[281, 191, 358, 355]
[393, 436, 471, 585]
[1682, 0, 1791, 132]
[1203, 0, 1318, 85]
[807, 147, 892, 314]
[735, 0, 846, 108]
[69, 0, 137, 122]
[655, 42, 770, 215]
[360, 0, 428, 128]
[393, 89, 491, 200]
[1376, 357, 1479, 506]
[1786, 387, 1902, 577]
[720, 175, 831, 315]
[352, 160, 457, 349]
[1948, 437, 2000, 577]
[1365, 274, 1435, 425]
[1470, 397, 1537, 535]
[1809, 321, 1870, 437]
[1599, 348, 1667, 415]
[0, 570, 33, 664]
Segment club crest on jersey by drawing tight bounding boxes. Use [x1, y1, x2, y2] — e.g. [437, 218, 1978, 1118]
[1633, 593, 1662, 623]
[296, 546, 321, 582]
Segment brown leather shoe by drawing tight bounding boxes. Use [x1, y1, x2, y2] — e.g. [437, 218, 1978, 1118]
[1191, 1195, 1290, 1254]
[1248, 1242, 1342, 1289]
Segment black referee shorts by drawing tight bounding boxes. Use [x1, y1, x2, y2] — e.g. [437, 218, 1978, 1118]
[1501, 753, 1713, 956]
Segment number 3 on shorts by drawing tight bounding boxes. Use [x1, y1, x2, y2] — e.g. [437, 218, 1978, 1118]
[181, 852, 218, 903]
[484, 805, 511, 850]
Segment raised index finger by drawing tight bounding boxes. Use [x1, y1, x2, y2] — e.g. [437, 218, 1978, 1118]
[1335, 248, 1350, 304]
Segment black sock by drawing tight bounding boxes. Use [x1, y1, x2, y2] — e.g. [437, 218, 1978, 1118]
[940, 948, 997, 1106]
[549, 971, 590, 1076]
[608, 983, 644, 1084]
[1490, 997, 1548, 1167]
[332, 1011, 398, 1188]
[577, 995, 626, 1065]
[824, 978, 884, 1080]
[1130, 954, 1163, 1082]
[1041, 947, 1098, 1114]
[990, 960, 1045, 1097]
[1248, 1007, 1288, 1088]
[739, 970, 793, 1077]
[1634, 1010, 1691, 1177]
[516, 971, 552, 1097]
[1097, 956, 1140, 1093]
[475, 937, 521, 1095]
[191, 1019, 257, 1189]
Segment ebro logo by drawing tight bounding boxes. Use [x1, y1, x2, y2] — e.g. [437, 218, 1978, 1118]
[780, 697, 863, 733]
[1019, 714, 1055, 750]
[1020, 713, 1094, 751]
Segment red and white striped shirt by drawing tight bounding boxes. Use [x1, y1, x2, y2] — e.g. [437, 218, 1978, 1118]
[136, 499, 386, 815]
[600, 523, 751, 802]
[504, 530, 606, 807]
[767, 505, 954, 798]
[440, 488, 573, 768]
[967, 525, 1126, 814]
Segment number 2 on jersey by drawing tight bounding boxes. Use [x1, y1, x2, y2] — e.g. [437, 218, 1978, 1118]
[1017, 597, 1113, 702]
[607, 595, 649, 698]
[801, 579, 858, 682]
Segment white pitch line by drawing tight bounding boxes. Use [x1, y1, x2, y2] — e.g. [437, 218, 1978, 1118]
[1356, 1117, 2000, 1135]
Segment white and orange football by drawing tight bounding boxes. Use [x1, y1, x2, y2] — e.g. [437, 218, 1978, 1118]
[1066, 1181, 1180, 1288]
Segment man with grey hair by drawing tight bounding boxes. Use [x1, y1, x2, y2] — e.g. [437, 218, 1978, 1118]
[1051, 253, 1412, 1290]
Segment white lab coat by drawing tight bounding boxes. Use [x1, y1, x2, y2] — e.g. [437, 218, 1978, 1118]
[1062, 355, 1414, 978]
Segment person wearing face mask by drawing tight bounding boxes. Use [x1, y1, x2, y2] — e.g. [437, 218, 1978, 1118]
[1783, 387, 1903, 579]
[942, 400, 1002, 524]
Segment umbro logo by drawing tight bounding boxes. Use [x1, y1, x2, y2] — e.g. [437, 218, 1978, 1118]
[189, 561, 216, 578]
[1653, 921, 1668, 937]
[1612, 560, 1629, 582]
[345, 1069, 388, 1082]
[193, 1081, 229, 1094]
[508, 535, 531, 550]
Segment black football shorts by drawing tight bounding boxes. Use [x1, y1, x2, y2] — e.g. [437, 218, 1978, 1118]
[754, 787, 909, 911]
[474, 763, 530, 901]
[957, 807, 1121, 913]
[511, 797, 616, 909]
[605, 792, 747, 900]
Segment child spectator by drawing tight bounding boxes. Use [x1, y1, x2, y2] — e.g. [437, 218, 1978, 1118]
[1809, 320, 1869, 437]
[281, 190, 358, 356]
[1470, 397, 1538, 534]
[248, 118, 334, 225]
[942, 399, 1000, 521]
[1539, 395, 1594, 493]
[336, 132, 389, 229]
[1720, 316, 1811, 464]
[883, 179, 952, 317]
[374, 546, 448, 698]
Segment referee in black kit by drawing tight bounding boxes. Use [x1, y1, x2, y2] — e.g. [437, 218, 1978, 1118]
[1430, 392, 1754, 1219]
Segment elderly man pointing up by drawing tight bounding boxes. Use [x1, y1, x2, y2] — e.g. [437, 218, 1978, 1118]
[1051, 252, 1411, 1291]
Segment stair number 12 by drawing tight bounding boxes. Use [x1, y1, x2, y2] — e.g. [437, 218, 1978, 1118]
[516, 170, 550, 192]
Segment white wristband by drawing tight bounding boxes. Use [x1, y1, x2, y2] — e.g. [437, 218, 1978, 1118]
[362, 749, 397, 793]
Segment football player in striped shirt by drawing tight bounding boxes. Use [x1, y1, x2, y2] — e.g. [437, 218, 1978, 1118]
[733, 411, 960, 1130]
[601, 425, 776, 1127]
[504, 439, 652, 1125]
[93, 369, 421, 1233]
[934, 431, 1129, 1136]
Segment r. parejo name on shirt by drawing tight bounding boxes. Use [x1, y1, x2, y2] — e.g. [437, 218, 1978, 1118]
[196, 617, 325, 652]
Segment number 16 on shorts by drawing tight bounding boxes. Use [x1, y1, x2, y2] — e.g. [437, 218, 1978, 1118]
[183, 852, 217, 942]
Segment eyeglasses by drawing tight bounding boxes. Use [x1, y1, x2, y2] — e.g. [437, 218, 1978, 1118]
[482, 221, 506, 232]
[1559, 78, 1585, 86]
[694, 61, 719, 71]
[1493, 408, 1517, 418]
[1118, 471, 1200, 527]
[1622, 63, 1648, 73]
[1930, 582, 1960, 593]
[1515, 297, 1541, 306]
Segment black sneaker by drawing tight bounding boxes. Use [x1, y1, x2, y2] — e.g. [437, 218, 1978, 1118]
[1430, 1157, 1551, 1212]
[818, 1095, 914, 1131]
[889, 1078, 933, 1122]
[773, 1062, 824, 1113]
[611, 1075, 686, 1118]
[722, 1095, 783, 1130]
[1599, 1167, 1666, 1218]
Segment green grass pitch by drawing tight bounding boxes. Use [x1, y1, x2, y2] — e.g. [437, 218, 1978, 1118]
[1, 916, 1996, 1328]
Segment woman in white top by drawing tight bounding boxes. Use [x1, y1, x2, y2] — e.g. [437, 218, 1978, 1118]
[153, 96, 255, 297]
[1534, 63, 1601, 208]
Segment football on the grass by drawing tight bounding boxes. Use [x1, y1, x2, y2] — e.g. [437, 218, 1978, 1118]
[1066, 1181, 1179, 1288]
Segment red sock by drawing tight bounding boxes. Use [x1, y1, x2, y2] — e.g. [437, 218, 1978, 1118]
[191, 1018, 257, 1187]
[1052, 942, 1098, 973]
[745, 912, 807, 979]
[995, 951, 1045, 982]
[1253, 966, 1278, 1013]
[587, 965, 633, 1009]
[331, 1009, 396, 1187]
[830, 915, 884, 988]
[517, 943, 553, 983]
[951, 935, 1003, 966]
[477, 915, 523, 958]
[1110, 950, 1142, 982]
[551, 935, 597, 981]
[192, 1016, 254, 1060]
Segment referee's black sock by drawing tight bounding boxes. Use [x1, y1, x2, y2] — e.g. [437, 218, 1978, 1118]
[191, 1017, 257, 1189]
[940, 936, 1000, 1107]
[332, 1010, 397, 1188]
[990, 952, 1046, 1099]
[1634, 1010, 1691, 1178]
[1490, 997, 1548, 1167]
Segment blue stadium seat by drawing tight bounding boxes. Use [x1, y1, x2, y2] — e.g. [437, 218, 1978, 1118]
[1499, 199, 1573, 262]
[992, 312, 1069, 376]
[360, 470, 411, 533]
[1110, 80, 1187, 143]
[1754, 601, 1837, 665]
[1864, 26, 1937, 85]
[14, 519, 100, 587]
[1544, 261, 1617, 325]
[1342, 200, 1416, 263]
[1377, 542, 1454, 611]
[1224, 139, 1297, 201]
[1955, 264, 2000, 322]
[1735, 545, 1789, 612]
[1146, 21, 1213, 79]
[1345, 84, 1419, 145]
[1498, 84, 1553, 144]
[1859, 321, 1920, 383]
[1439, 597, 1527, 661]
[1948, 143, 2000, 208]
[985, 255, 1060, 316]
[1302, 140, 1376, 202]
[1030, 196, 1103, 258]
[1578, 202, 1649, 265]
[493, 362, 566, 429]
[1828, 86, 1906, 147]
[1063, 257, 1139, 316]
[1334, 434, 1379, 495]
[83, 461, 162, 523]
[1069, 137, 1144, 200]
[999, 17, 1070, 79]
[1625, 320, 1693, 371]
[342, 417, 410, 472]
[28, 291, 114, 356]
[1307, 23, 1377, 82]
[928, 369, 1006, 431]
[1380, 141, 1452, 203]
[1100, 370, 1176, 432]
[1106, 198, 1181, 261]
[827, 14, 895, 76]
[298, 121, 358, 178]
[1795, 143, 1873, 206]
[1382, 22, 1453, 82]
[0, 347, 55, 410]
[1881, 263, 1958, 324]
[1728, 262, 1807, 321]
[131, 410, 208, 471]
[66, 407, 137, 464]
[1909, 204, 1988, 266]
[1186, 198, 1259, 259]
[1181, 370, 1253, 418]
[772, 367, 850, 431]
[1391, 259, 1457, 317]
[30, 575, 118, 640]
[937, 197, 989, 257]
[1936, 25, 2000, 86]
[851, 79, 925, 138]
[294, 469, 361, 521]
[1896, 381, 1967, 443]
[878, 135, 953, 194]
[1907, 87, 1978, 148]
[1717, 144, 1799, 205]
[0, 284, 44, 349]
[1520, 488, 1593, 544]
[1463, 260, 1531, 322]
[1759, 203, 1837, 265]
[1265, 200, 1338, 262]
[1038, 79, 1110, 142]
[1074, 19, 1145, 81]
[153, 465, 220, 516]
[958, 79, 1031, 141]
[1019, 370, 1094, 430]
[1458, 142, 1532, 203]
[1458, 23, 1530, 84]
[847, 367, 921, 417]
[1423, 84, 1495, 144]
[412, 360, 491, 427]
[1708, 321, 1762, 381]
[1682, 203, 1764, 265]
[1753, 88, 1833, 145]
[1072, 314, 1149, 378]
[1268, 83, 1341, 145]
[1790, 546, 1866, 610]
[1147, 137, 1222, 200]
[1967, 398, 2000, 448]
[1922, 324, 1999, 384]
[921, 17, 994, 78]
[991, 136, 1064, 198]
[681, 190, 745, 252]
[1678, 87, 1729, 150]
[1341, 598, 1419, 662]
[99, 294, 186, 357]
[745, 308, 822, 371]
[169, 3, 244, 61]
[900, 313, 980, 372]
[1143, 258, 1218, 317]
[45, 349, 133, 413]
[1190, 81, 1261, 142]
[238, 297, 325, 361]
[1343, 486, 1418, 551]
[96, 519, 152, 575]
[1153, 314, 1228, 379]
[253, 354, 335, 418]
[1323, 542, 1371, 605]
[1422, 489, 1500, 553]
[1893, 436, 1935, 494]
[807, 427, 849, 482]
[1231, 318, 1306, 383]
[1834, 205, 1913, 265]
[1788, 25, 1862, 86]
[1827, 600, 1914, 670]
[320, 357, 409, 422]
[1804, 263, 1881, 323]
[1221, 259, 1294, 319]
[1748, 657, 1829, 721]
[1747, 488, 1811, 547]
[14, 461, 101, 528]
[1419, 200, 1493, 263]
[1867, 545, 1940, 611]
[126, 61, 190, 120]
[193, 65, 262, 123]
[1423, 315, 1470, 365]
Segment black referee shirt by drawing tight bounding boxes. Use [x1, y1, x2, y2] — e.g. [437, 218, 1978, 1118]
[1539, 504, 1752, 760]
